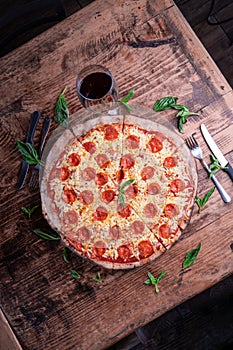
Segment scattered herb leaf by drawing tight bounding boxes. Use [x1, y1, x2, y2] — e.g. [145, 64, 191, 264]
[182, 243, 201, 269]
[70, 270, 82, 279]
[118, 89, 134, 111]
[195, 187, 215, 213]
[153, 96, 200, 133]
[33, 228, 60, 240]
[209, 154, 227, 178]
[144, 270, 166, 294]
[63, 247, 70, 263]
[17, 140, 43, 165]
[90, 272, 102, 283]
[21, 205, 39, 218]
[118, 179, 136, 206]
[55, 86, 69, 128]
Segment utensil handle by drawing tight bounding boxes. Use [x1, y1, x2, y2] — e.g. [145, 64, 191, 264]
[224, 163, 233, 182]
[201, 159, 231, 203]
[38, 116, 51, 158]
[26, 111, 41, 144]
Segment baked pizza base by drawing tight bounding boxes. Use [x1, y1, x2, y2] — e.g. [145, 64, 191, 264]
[40, 104, 197, 269]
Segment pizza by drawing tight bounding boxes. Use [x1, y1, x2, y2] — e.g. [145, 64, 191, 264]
[41, 112, 197, 269]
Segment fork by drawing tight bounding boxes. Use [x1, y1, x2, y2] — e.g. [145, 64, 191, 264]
[29, 116, 51, 190]
[186, 133, 231, 203]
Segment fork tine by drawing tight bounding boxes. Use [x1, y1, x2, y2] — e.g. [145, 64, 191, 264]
[185, 133, 197, 149]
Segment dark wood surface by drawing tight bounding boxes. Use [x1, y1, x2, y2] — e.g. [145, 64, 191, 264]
[0, 1, 233, 349]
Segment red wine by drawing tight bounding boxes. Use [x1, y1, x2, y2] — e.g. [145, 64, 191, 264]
[79, 72, 112, 100]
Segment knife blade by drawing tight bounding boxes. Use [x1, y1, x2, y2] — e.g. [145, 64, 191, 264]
[200, 123, 233, 182]
[16, 111, 41, 190]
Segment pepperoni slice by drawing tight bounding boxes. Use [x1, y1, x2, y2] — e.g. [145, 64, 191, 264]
[59, 166, 71, 181]
[125, 184, 138, 199]
[109, 225, 121, 240]
[159, 223, 172, 238]
[95, 172, 108, 186]
[102, 189, 115, 203]
[80, 190, 94, 205]
[68, 153, 81, 166]
[138, 240, 154, 258]
[104, 125, 118, 140]
[117, 244, 132, 260]
[68, 240, 83, 252]
[120, 154, 135, 169]
[95, 154, 110, 169]
[62, 188, 77, 204]
[83, 141, 96, 154]
[130, 220, 145, 234]
[94, 206, 108, 221]
[116, 169, 125, 182]
[82, 167, 96, 181]
[117, 204, 132, 218]
[170, 179, 185, 193]
[165, 203, 179, 217]
[141, 166, 155, 180]
[92, 240, 106, 257]
[147, 137, 163, 153]
[77, 226, 91, 241]
[164, 156, 177, 168]
[125, 135, 140, 149]
[147, 182, 161, 195]
[63, 210, 79, 225]
[144, 203, 158, 218]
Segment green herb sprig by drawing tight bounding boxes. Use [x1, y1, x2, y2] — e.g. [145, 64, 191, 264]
[118, 89, 134, 111]
[21, 205, 39, 218]
[90, 272, 102, 283]
[71, 269, 82, 279]
[209, 155, 227, 178]
[33, 228, 60, 240]
[153, 96, 200, 133]
[55, 86, 69, 128]
[118, 179, 136, 206]
[195, 187, 215, 213]
[63, 247, 70, 263]
[182, 243, 201, 269]
[17, 140, 43, 165]
[144, 270, 166, 294]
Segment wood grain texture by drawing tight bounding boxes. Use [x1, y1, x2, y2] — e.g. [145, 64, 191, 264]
[0, 1, 233, 349]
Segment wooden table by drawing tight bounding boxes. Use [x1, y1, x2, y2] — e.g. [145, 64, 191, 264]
[0, 1, 233, 349]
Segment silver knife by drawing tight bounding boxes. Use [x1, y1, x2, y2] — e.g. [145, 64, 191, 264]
[16, 111, 41, 190]
[200, 124, 233, 182]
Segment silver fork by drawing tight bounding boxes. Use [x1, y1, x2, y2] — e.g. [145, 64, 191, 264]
[29, 116, 51, 190]
[186, 133, 231, 203]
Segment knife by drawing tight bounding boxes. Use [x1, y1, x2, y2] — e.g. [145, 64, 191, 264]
[200, 124, 233, 182]
[16, 111, 41, 190]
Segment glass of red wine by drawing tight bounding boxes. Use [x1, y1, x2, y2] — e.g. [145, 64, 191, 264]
[76, 65, 118, 112]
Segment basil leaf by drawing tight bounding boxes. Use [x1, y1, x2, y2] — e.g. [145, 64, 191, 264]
[55, 87, 69, 128]
[17, 140, 43, 165]
[153, 96, 178, 111]
[70, 270, 82, 279]
[119, 89, 134, 103]
[195, 187, 215, 213]
[63, 247, 70, 263]
[120, 179, 135, 191]
[183, 243, 201, 269]
[21, 205, 39, 218]
[33, 228, 60, 240]
[118, 193, 125, 206]
[144, 270, 166, 294]
[90, 272, 102, 283]
[157, 270, 166, 282]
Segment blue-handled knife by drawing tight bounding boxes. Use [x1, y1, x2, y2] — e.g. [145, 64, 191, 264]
[16, 111, 41, 190]
[200, 124, 233, 182]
